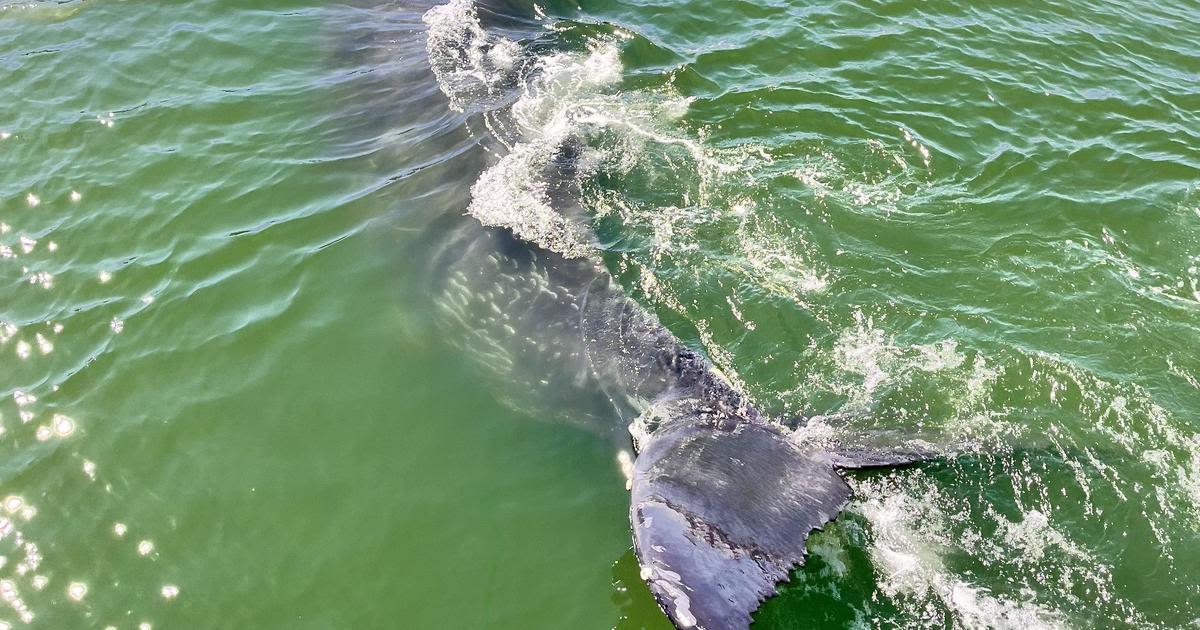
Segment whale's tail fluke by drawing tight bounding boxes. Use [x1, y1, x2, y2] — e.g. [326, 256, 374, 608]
[629, 421, 854, 629]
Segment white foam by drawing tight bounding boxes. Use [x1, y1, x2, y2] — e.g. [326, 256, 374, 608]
[856, 486, 1068, 630]
[423, 0, 523, 112]
[467, 140, 594, 257]
[464, 42, 625, 257]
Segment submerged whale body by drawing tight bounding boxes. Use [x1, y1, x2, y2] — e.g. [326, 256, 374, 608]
[379, 1, 934, 627]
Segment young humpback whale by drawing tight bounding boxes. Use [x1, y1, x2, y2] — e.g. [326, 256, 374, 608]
[402, 1, 934, 627]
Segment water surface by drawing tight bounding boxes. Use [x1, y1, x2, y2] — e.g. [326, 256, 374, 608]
[0, 0, 1197, 627]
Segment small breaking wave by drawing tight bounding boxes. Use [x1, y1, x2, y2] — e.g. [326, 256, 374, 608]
[423, 0, 525, 113]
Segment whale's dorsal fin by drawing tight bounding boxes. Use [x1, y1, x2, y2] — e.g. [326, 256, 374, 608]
[630, 421, 852, 629]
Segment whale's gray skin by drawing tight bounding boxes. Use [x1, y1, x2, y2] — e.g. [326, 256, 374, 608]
[344, 2, 926, 627]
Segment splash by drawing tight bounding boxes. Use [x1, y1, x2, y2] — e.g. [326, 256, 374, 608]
[420, 1, 866, 418]
[850, 473, 1149, 629]
[423, 0, 524, 113]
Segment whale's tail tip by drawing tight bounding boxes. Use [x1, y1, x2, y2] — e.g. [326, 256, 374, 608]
[630, 421, 853, 629]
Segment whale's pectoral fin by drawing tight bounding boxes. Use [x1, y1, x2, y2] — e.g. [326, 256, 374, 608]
[630, 421, 852, 629]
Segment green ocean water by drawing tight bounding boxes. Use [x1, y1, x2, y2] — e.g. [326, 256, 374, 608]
[1, 0, 1198, 628]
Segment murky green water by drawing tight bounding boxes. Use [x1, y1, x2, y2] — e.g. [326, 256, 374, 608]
[1, 0, 1197, 627]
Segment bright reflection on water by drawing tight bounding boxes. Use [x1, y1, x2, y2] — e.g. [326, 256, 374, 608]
[0, 177, 175, 625]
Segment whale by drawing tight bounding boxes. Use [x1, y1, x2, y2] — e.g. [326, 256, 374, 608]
[348, 1, 934, 627]
[426, 142, 930, 629]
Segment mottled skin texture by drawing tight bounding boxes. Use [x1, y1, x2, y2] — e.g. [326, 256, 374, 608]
[633, 423, 853, 629]
[351, 2, 918, 628]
